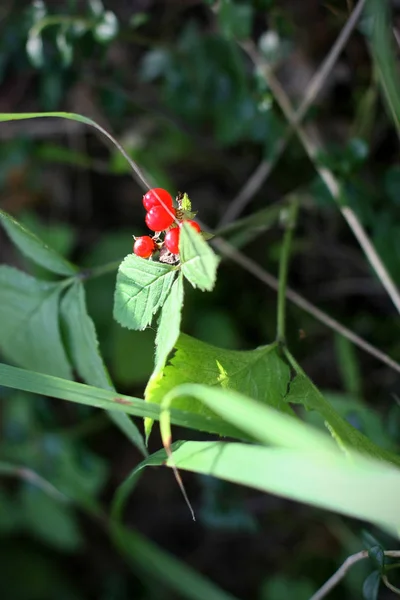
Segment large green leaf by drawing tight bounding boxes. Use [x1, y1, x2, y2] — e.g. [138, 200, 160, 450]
[0, 267, 72, 378]
[286, 374, 400, 466]
[113, 254, 176, 330]
[144, 274, 185, 439]
[146, 334, 294, 435]
[0, 209, 77, 276]
[0, 362, 246, 440]
[61, 282, 147, 456]
[180, 222, 219, 291]
[154, 274, 184, 374]
[163, 440, 400, 534]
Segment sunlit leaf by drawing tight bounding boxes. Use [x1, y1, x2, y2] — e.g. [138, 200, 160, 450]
[146, 334, 293, 430]
[113, 254, 176, 330]
[180, 222, 219, 291]
[144, 274, 184, 439]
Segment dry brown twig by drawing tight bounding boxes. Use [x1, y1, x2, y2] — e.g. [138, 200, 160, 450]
[218, 0, 367, 226]
[241, 38, 400, 316]
[310, 550, 400, 600]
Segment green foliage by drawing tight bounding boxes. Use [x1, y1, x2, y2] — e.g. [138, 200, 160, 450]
[0, 267, 72, 378]
[0, 208, 77, 276]
[147, 333, 293, 419]
[179, 222, 220, 290]
[286, 372, 400, 466]
[1, 2, 400, 595]
[113, 254, 176, 330]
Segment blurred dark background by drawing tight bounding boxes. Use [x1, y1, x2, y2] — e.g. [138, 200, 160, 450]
[0, 1, 399, 598]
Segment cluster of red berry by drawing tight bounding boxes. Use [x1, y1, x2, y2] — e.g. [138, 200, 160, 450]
[133, 188, 201, 260]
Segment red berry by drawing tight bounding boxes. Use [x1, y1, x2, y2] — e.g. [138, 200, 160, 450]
[164, 220, 202, 255]
[164, 227, 180, 254]
[143, 188, 174, 212]
[133, 236, 156, 258]
[185, 219, 201, 233]
[145, 205, 175, 231]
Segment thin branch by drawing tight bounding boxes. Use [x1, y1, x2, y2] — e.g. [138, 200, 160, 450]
[211, 236, 400, 375]
[310, 550, 400, 600]
[218, 0, 367, 226]
[277, 198, 299, 342]
[242, 43, 400, 315]
[382, 574, 400, 595]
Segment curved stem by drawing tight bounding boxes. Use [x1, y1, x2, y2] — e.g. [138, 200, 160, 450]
[277, 198, 299, 343]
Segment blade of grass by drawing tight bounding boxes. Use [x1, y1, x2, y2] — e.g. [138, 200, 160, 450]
[0, 362, 247, 440]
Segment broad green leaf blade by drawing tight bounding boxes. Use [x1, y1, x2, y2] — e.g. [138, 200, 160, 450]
[113, 254, 176, 330]
[0, 267, 72, 378]
[146, 334, 293, 440]
[162, 383, 333, 452]
[180, 222, 219, 291]
[144, 274, 185, 440]
[286, 374, 400, 466]
[369, 0, 400, 134]
[61, 282, 146, 456]
[163, 440, 400, 534]
[61, 282, 112, 389]
[0, 362, 246, 440]
[114, 526, 239, 600]
[0, 209, 77, 276]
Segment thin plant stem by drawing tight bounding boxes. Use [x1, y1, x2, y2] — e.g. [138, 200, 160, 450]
[277, 198, 299, 343]
[211, 236, 400, 375]
[81, 260, 122, 281]
[242, 42, 400, 315]
[310, 550, 400, 600]
[218, 0, 367, 226]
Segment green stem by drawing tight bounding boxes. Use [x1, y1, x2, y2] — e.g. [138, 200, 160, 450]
[81, 260, 121, 281]
[276, 198, 299, 343]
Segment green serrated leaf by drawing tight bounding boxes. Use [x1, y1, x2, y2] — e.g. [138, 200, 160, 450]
[61, 281, 147, 456]
[113, 254, 176, 330]
[287, 374, 400, 467]
[0, 267, 72, 378]
[145, 274, 184, 439]
[146, 334, 293, 439]
[0, 209, 77, 276]
[61, 282, 112, 389]
[180, 222, 219, 291]
[154, 274, 184, 374]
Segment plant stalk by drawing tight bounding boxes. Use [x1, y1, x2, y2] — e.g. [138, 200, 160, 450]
[276, 198, 299, 343]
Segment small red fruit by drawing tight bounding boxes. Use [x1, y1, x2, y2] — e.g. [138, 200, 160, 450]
[145, 205, 175, 231]
[164, 227, 180, 254]
[143, 188, 174, 212]
[164, 220, 201, 254]
[133, 236, 156, 258]
[185, 219, 201, 233]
